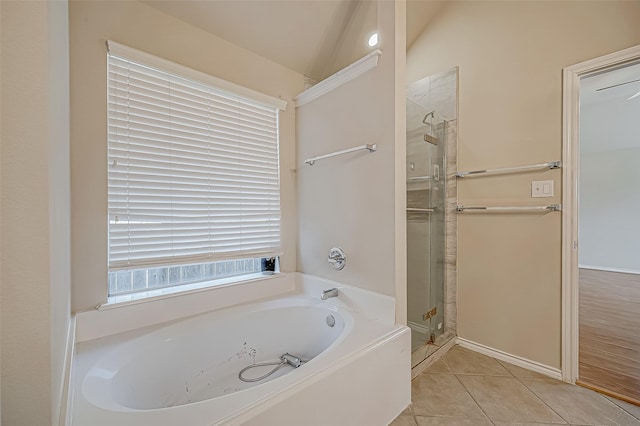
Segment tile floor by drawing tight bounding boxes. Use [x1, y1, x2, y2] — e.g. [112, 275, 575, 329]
[392, 345, 640, 426]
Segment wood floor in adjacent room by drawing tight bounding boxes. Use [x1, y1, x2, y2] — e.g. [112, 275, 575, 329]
[579, 268, 640, 404]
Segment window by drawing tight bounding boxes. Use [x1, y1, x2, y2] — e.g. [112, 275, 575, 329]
[107, 41, 285, 298]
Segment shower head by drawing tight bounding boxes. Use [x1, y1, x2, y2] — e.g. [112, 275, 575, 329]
[422, 111, 435, 125]
[421, 110, 438, 145]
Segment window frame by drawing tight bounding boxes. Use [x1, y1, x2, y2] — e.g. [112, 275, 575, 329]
[106, 41, 286, 299]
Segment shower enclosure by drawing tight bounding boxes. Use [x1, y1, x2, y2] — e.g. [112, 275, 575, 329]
[406, 69, 457, 360]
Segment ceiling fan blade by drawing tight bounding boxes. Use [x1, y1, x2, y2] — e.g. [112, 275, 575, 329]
[596, 78, 640, 91]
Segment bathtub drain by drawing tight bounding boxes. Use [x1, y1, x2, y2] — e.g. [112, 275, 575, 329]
[238, 353, 306, 383]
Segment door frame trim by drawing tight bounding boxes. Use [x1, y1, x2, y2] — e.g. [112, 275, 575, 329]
[561, 44, 640, 383]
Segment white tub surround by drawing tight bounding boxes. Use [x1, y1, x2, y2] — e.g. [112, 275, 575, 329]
[75, 273, 295, 343]
[71, 274, 410, 425]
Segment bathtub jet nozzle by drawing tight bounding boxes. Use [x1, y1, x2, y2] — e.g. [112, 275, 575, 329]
[239, 353, 306, 382]
[280, 353, 303, 368]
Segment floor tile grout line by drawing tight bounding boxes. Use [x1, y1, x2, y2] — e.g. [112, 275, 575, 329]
[410, 345, 640, 426]
[602, 394, 640, 422]
[442, 372, 513, 376]
[459, 372, 571, 425]
[489, 357, 516, 378]
[596, 393, 640, 423]
[618, 405, 640, 422]
[447, 345, 515, 377]
[495, 359, 523, 379]
[505, 373, 640, 426]
[452, 373, 496, 425]
[444, 346, 506, 425]
[407, 404, 419, 426]
[513, 370, 639, 424]
[515, 376, 572, 425]
[443, 350, 495, 424]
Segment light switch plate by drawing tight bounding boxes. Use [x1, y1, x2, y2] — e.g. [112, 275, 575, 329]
[532, 180, 554, 198]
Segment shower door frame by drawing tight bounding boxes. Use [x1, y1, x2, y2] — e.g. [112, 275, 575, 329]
[561, 43, 640, 384]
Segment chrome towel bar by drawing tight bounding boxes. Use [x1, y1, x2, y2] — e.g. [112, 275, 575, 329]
[456, 204, 561, 212]
[456, 161, 561, 177]
[407, 208, 435, 213]
[304, 144, 376, 166]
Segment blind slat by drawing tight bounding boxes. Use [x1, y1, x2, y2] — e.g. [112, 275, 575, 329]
[108, 50, 281, 271]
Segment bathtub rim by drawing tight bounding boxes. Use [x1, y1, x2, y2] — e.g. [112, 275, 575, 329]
[70, 274, 404, 425]
[75, 272, 397, 344]
[81, 300, 354, 411]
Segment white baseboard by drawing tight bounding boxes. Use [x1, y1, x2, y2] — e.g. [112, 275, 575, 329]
[457, 337, 562, 380]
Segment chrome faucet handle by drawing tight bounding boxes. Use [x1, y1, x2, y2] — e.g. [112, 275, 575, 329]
[327, 247, 346, 270]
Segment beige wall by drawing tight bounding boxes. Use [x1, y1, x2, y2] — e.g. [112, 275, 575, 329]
[580, 147, 640, 271]
[296, 0, 405, 299]
[1, 0, 71, 423]
[70, 0, 305, 312]
[407, 0, 640, 368]
[0, 0, 3, 415]
[0, 0, 4, 416]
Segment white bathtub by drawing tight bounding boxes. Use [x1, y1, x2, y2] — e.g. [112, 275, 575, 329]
[71, 274, 410, 425]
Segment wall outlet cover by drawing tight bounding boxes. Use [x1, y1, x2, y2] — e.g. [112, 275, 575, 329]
[532, 180, 554, 198]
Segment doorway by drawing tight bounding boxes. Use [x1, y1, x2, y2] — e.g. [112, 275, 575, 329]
[562, 45, 640, 405]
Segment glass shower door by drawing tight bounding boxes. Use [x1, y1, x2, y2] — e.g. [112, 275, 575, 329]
[406, 97, 446, 352]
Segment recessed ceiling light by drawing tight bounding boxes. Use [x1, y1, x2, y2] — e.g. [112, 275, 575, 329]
[368, 33, 378, 47]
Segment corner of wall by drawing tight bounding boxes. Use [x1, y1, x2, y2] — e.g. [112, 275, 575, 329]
[0, 0, 3, 417]
[394, 0, 407, 325]
[1, 0, 72, 423]
[295, 0, 403, 299]
[47, 0, 72, 424]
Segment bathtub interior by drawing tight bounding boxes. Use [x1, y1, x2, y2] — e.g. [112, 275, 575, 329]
[82, 303, 347, 410]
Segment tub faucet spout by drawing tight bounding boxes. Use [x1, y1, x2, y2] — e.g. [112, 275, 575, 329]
[321, 288, 339, 300]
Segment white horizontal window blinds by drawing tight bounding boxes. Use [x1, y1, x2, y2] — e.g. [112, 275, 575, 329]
[107, 48, 281, 271]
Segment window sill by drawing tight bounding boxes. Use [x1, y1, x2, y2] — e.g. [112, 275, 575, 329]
[102, 272, 282, 310]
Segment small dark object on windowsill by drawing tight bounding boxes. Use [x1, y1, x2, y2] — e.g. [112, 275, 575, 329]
[261, 257, 276, 275]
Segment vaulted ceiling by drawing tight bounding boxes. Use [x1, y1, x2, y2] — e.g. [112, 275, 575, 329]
[143, 0, 441, 82]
